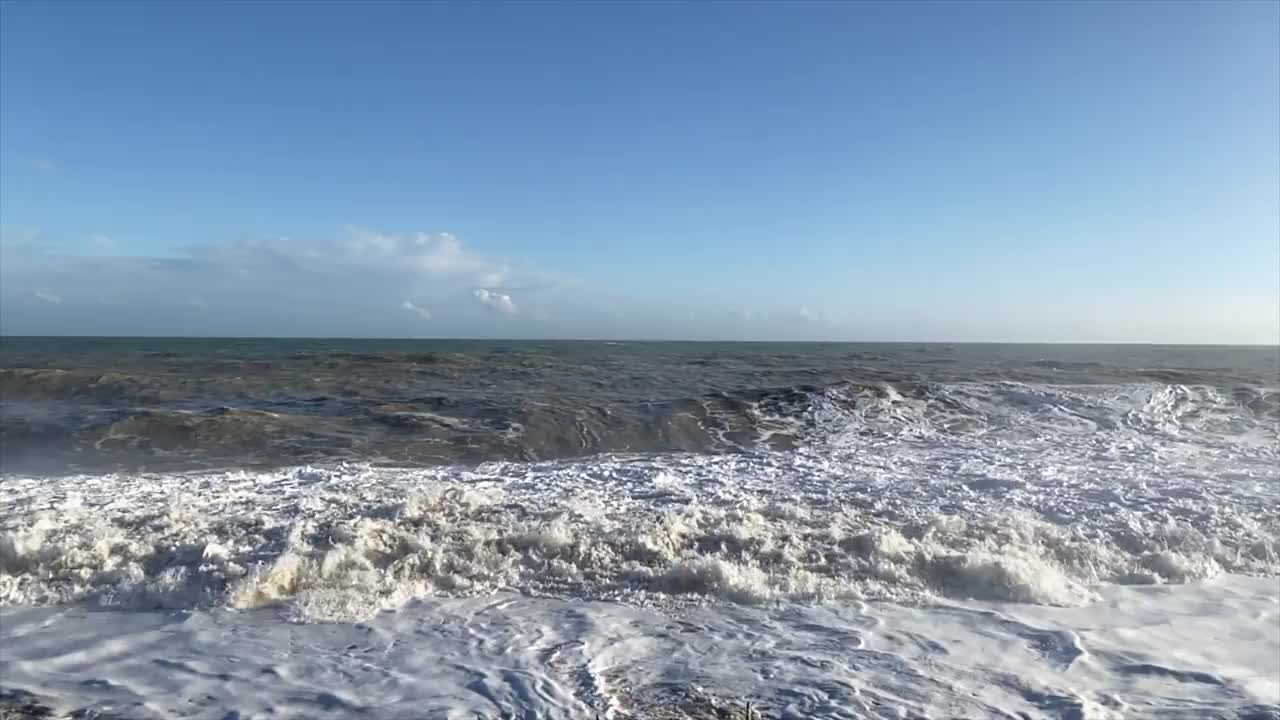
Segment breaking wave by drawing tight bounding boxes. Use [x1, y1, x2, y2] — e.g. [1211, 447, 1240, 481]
[2, 443, 1275, 622]
[2, 376, 1277, 470]
[3, 363, 1277, 623]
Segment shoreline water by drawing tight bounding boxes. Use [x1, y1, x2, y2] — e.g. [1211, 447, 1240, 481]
[2, 576, 1277, 719]
[3, 341, 1276, 718]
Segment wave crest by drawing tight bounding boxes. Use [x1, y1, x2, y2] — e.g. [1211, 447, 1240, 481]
[3, 460, 1275, 622]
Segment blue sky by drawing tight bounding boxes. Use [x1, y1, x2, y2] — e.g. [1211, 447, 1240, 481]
[2, 1, 1276, 342]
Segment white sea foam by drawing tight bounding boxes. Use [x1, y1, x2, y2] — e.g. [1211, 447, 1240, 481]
[2, 577, 1276, 719]
[2, 379, 1277, 716]
[1, 423, 1275, 620]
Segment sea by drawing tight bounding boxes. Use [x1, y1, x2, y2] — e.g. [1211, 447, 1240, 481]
[1, 338, 1277, 719]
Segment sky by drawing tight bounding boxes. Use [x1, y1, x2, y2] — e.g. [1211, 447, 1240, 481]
[1, 1, 1277, 343]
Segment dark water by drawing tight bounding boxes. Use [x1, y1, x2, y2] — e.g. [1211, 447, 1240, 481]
[1, 337, 1276, 473]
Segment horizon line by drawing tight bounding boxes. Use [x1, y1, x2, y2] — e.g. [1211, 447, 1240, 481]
[1, 334, 1277, 348]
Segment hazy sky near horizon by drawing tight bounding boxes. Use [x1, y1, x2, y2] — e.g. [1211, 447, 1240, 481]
[1, 1, 1277, 342]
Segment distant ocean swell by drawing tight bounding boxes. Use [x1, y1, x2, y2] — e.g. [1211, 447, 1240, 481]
[1, 367, 1276, 470]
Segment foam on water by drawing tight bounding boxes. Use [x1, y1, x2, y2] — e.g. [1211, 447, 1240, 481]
[2, 381, 1276, 622]
[2, 578, 1277, 719]
[2, 378, 1278, 718]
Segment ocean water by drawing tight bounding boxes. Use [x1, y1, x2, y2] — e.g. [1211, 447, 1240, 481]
[1, 338, 1277, 719]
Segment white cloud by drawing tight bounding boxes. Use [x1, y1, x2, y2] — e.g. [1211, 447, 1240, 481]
[341, 227, 509, 286]
[795, 306, 844, 326]
[473, 288, 518, 315]
[2, 223, 1275, 343]
[89, 234, 116, 251]
[401, 300, 432, 320]
[188, 228, 514, 297]
[0, 227, 571, 335]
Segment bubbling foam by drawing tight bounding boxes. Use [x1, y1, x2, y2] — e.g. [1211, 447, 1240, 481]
[2, 454, 1275, 622]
